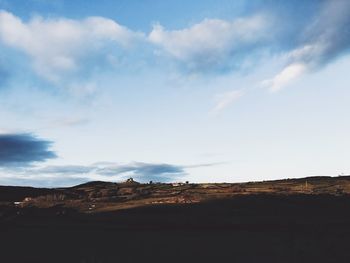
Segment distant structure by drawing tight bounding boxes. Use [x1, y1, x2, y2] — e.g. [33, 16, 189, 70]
[124, 177, 140, 185]
[126, 178, 134, 183]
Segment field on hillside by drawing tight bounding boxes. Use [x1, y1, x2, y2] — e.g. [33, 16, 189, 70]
[1, 176, 349, 213]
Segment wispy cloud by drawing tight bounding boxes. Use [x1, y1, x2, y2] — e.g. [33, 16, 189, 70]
[211, 89, 244, 114]
[261, 63, 307, 92]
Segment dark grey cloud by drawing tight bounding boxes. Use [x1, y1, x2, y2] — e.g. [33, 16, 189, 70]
[242, 0, 350, 70]
[254, 0, 350, 72]
[0, 133, 56, 167]
[32, 162, 186, 183]
[96, 162, 185, 182]
[245, 0, 350, 92]
[298, 0, 350, 67]
[0, 161, 222, 187]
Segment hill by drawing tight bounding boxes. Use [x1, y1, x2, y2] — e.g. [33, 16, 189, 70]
[1, 176, 350, 262]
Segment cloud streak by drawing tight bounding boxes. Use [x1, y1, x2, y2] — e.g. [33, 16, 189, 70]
[0, 133, 56, 167]
[211, 89, 244, 114]
[261, 63, 307, 92]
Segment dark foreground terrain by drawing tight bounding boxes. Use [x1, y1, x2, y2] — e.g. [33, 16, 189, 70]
[1, 176, 350, 262]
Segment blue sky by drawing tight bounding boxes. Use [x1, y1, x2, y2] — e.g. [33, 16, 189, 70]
[0, 0, 350, 187]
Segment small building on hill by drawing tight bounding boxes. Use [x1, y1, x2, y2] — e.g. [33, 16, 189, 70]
[123, 177, 140, 185]
[126, 178, 134, 183]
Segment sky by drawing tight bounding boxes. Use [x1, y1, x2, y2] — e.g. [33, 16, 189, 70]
[0, 0, 350, 187]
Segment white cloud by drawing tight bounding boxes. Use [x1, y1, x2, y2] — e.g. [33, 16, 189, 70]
[261, 63, 307, 92]
[148, 15, 269, 71]
[211, 89, 244, 114]
[0, 0, 349, 94]
[0, 10, 143, 82]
